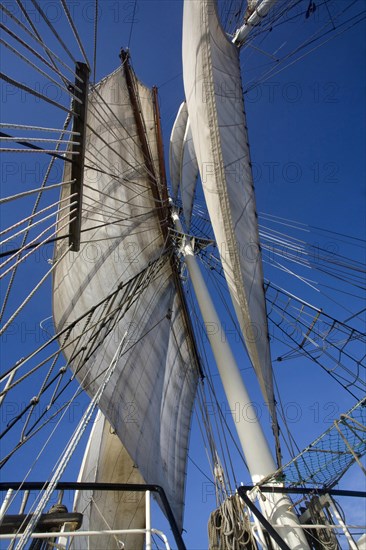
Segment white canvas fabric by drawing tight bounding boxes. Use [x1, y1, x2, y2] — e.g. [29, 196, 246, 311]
[181, 120, 199, 229]
[72, 412, 145, 550]
[169, 102, 188, 199]
[53, 66, 198, 529]
[182, 0, 276, 421]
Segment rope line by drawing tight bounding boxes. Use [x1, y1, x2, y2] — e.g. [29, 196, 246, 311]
[28, 0, 77, 64]
[60, 0, 91, 68]
[0, 73, 74, 114]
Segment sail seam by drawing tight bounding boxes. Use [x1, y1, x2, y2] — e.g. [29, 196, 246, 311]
[201, 0, 272, 399]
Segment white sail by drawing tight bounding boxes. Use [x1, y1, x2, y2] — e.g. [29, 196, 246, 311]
[72, 412, 145, 550]
[182, 0, 276, 420]
[169, 102, 188, 199]
[181, 120, 199, 229]
[53, 64, 199, 528]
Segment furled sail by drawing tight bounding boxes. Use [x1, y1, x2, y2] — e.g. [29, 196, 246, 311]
[181, 120, 199, 229]
[53, 62, 199, 529]
[169, 102, 188, 199]
[169, 112, 199, 229]
[182, 0, 276, 420]
[72, 412, 145, 550]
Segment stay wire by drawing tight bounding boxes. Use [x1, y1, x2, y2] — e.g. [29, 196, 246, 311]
[0, 73, 75, 114]
[93, 0, 98, 83]
[272, 371, 302, 461]
[4, 215, 78, 286]
[0, 112, 72, 324]
[60, 0, 91, 69]
[13, 0, 78, 88]
[0, 202, 76, 276]
[0, 36, 76, 99]
[270, 302, 365, 386]
[0, 197, 74, 247]
[244, 10, 366, 94]
[128, 0, 137, 48]
[0, 23, 81, 92]
[0, 123, 79, 134]
[85, 121, 159, 196]
[26, 256, 171, 441]
[83, 128, 152, 195]
[269, 312, 361, 399]
[87, 87, 160, 188]
[260, 223, 365, 271]
[29, 0, 77, 64]
[0, 207, 166, 259]
[262, 242, 366, 287]
[0, 253, 170, 414]
[260, 211, 365, 243]
[0, 192, 73, 234]
[0, 180, 74, 206]
[262, 231, 366, 279]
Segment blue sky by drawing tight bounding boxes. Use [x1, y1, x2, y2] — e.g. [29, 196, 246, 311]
[1, 1, 365, 548]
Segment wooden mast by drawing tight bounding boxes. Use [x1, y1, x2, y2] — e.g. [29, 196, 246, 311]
[120, 49, 203, 378]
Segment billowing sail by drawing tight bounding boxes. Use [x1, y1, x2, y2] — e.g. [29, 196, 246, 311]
[169, 102, 188, 199]
[53, 62, 199, 528]
[182, 0, 275, 419]
[72, 412, 145, 550]
[181, 120, 199, 228]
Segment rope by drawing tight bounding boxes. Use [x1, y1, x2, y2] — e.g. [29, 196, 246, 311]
[86, 92, 159, 189]
[90, 497, 124, 549]
[13, 333, 128, 549]
[0, 199, 73, 248]
[60, 0, 91, 69]
[0, 73, 74, 114]
[0, 181, 75, 205]
[0, 36, 81, 100]
[0, 123, 79, 134]
[208, 495, 256, 550]
[0, 202, 76, 277]
[28, 0, 77, 65]
[0, 112, 72, 324]
[2, 244, 71, 338]
[0, 148, 78, 155]
[0, 255, 168, 391]
[0, 137, 78, 145]
[1, 2, 78, 84]
[0, 195, 72, 236]
[0, 209, 165, 259]
[85, 122, 157, 194]
[128, 0, 138, 48]
[93, 0, 98, 83]
[244, 8, 366, 94]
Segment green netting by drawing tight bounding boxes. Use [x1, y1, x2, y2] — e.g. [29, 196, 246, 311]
[265, 398, 366, 488]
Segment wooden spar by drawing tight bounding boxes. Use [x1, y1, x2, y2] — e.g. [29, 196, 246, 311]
[69, 62, 89, 252]
[152, 82, 204, 380]
[119, 49, 166, 232]
[152, 86, 169, 207]
[120, 49, 203, 379]
[0, 511, 83, 535]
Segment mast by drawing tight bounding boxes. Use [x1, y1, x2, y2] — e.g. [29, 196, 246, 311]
[171, 208, 310, 550]
[121, 48, 202, 378]
[152, 86, 202, 369]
